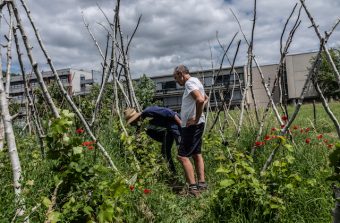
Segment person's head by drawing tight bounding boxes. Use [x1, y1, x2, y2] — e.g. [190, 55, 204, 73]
[173, 64, 190, 86]
[124, 108, 141, 126]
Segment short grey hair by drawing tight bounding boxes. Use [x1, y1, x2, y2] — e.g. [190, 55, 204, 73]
[173, 64, 189, 75]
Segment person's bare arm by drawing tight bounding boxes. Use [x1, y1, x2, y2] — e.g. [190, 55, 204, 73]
[203, 94, 209, 108]
[186, 90, 205, 127]
[174, 114, 182, 127]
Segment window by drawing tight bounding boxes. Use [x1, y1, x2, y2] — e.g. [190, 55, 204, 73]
[231, 90, 242, 100]
[215, 75, 229, 85]
[163, 97, 181, 106]
[204, 77, 213, 87]
[156, 82, 162, 91]
[163, 81, 176, 90]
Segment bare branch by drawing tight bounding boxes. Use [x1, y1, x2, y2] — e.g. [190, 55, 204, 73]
[300, 0, 340, 86]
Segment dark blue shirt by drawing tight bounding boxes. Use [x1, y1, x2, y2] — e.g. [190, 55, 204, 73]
[141, 106, 181, 140]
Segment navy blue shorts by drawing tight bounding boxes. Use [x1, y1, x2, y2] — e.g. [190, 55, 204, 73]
[178, 123, 204, 157]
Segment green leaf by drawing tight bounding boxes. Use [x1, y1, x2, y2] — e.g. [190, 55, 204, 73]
[285, 183, 294, 189]
[216, 166, 229, 173]
[61, 109, 75, 118]
[335, 142, 340, 149]
[83, 206, 94, 215]
[98, 204, 114, 223]
[307, 179, 317, 186]
[273, 160, 281, 167]
[42, 196, 52, 208]
[277, 136, 286, 144]
[270, 204, 281, 209]
[286, 155, 295, 164]
[220, 179, 235, 188]
[73, 146, 83, 155]
[62, 135, 70, 145]
[120, 132, 126, 142]
[284, 144, 294, 152]
[47, 211, 61, 223]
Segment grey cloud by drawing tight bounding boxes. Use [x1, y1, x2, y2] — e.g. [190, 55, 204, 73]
[6, 0, 340, 79]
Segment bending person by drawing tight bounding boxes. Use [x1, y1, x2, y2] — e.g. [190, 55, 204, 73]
[125, 106, 181, 174]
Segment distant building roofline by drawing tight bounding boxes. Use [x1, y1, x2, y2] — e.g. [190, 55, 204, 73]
[286, 50, 318, 57]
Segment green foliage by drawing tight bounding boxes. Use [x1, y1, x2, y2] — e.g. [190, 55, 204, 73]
[313, 48, 340, 97]
[122, 119, 169, 184]
[43, 110, 128, 222]
[212, 148, 281, 221]
[135, 74, 157, 109]
[208, 136, 311, 222]
[2, 103, 338, 222]
[327, 142, 340, 182]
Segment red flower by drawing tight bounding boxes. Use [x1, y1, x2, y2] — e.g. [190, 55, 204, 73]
[87, 145, 94, 150]
[305, 138, 311, 144]
[281, 115, 288, 122]
[271, 127, 277, 132]
[255, 141, 265, 147]
[82, 141, 94, 146]
[129, 185, 135, 191]
[328, 144, 333, 149]
[305, 127, 310, 133]
[281, 125, 285, 129]
[76, 128, 84, 134]
[317, 134, 323, 140]
[264, 135, 271, 141]
[143, 189, 151, 194]
[293, 125, 299, 130]
[300, 129, 304, 133]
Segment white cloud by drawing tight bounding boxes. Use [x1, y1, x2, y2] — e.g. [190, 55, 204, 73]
[4, 0, 339, 78]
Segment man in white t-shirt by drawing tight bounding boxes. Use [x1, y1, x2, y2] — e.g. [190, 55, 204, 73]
[173, 64, 208, 197]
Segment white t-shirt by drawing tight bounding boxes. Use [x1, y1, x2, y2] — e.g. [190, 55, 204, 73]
[180, 77, 205, 127]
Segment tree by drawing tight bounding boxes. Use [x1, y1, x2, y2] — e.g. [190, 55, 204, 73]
[135, 74, 156, 109]
[315, 48, 340, 98]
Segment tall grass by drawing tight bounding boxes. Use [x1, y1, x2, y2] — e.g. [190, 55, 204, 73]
[0, 102, 339, 222]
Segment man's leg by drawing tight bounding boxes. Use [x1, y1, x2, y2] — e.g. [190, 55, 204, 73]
[177, 156, 196, 185]
[192, 154, 205, 183]
[162, 132, 176, 174]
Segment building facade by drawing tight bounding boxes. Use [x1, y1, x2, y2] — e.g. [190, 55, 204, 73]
[9, 68, 95, 104]
[151, 65, 245, 111]
[147, 51, 317, 111]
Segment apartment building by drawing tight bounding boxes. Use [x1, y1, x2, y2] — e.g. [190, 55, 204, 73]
[151, 65, 246, 111]
[9, 68, 95, 104]
[148, 51, 317, 111]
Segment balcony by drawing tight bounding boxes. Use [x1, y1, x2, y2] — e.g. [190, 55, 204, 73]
[80, 78, 94, 85]
[155, 88, 184, 98]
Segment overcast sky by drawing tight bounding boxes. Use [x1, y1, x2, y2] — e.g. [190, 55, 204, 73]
[5, 0, 340, 78]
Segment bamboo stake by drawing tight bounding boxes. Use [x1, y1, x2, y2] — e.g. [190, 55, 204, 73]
[208, 32, 238, 131]
[16, 0, 119, 171]
[313, 78, 340, 138]
[210, 40, 241, 131]
[44, 181, 63, 223]
[0, 29, 25, 219]
[11, 0, 59, 118]
[4, 3, 13, 95]
[0, 9, 4, 152]
[13, 26, 45, 156]
[261, 42, 324, 173]
[251, 5, 301, 155]
[300, 0, 340, 86]
[115, 0, 140, 111]
[247, 0, 260, 124]
[82, 13, 112, 126]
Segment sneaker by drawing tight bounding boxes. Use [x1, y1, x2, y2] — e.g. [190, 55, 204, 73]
[188, 184, 200, 197]
[197, 182, 208, 191]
